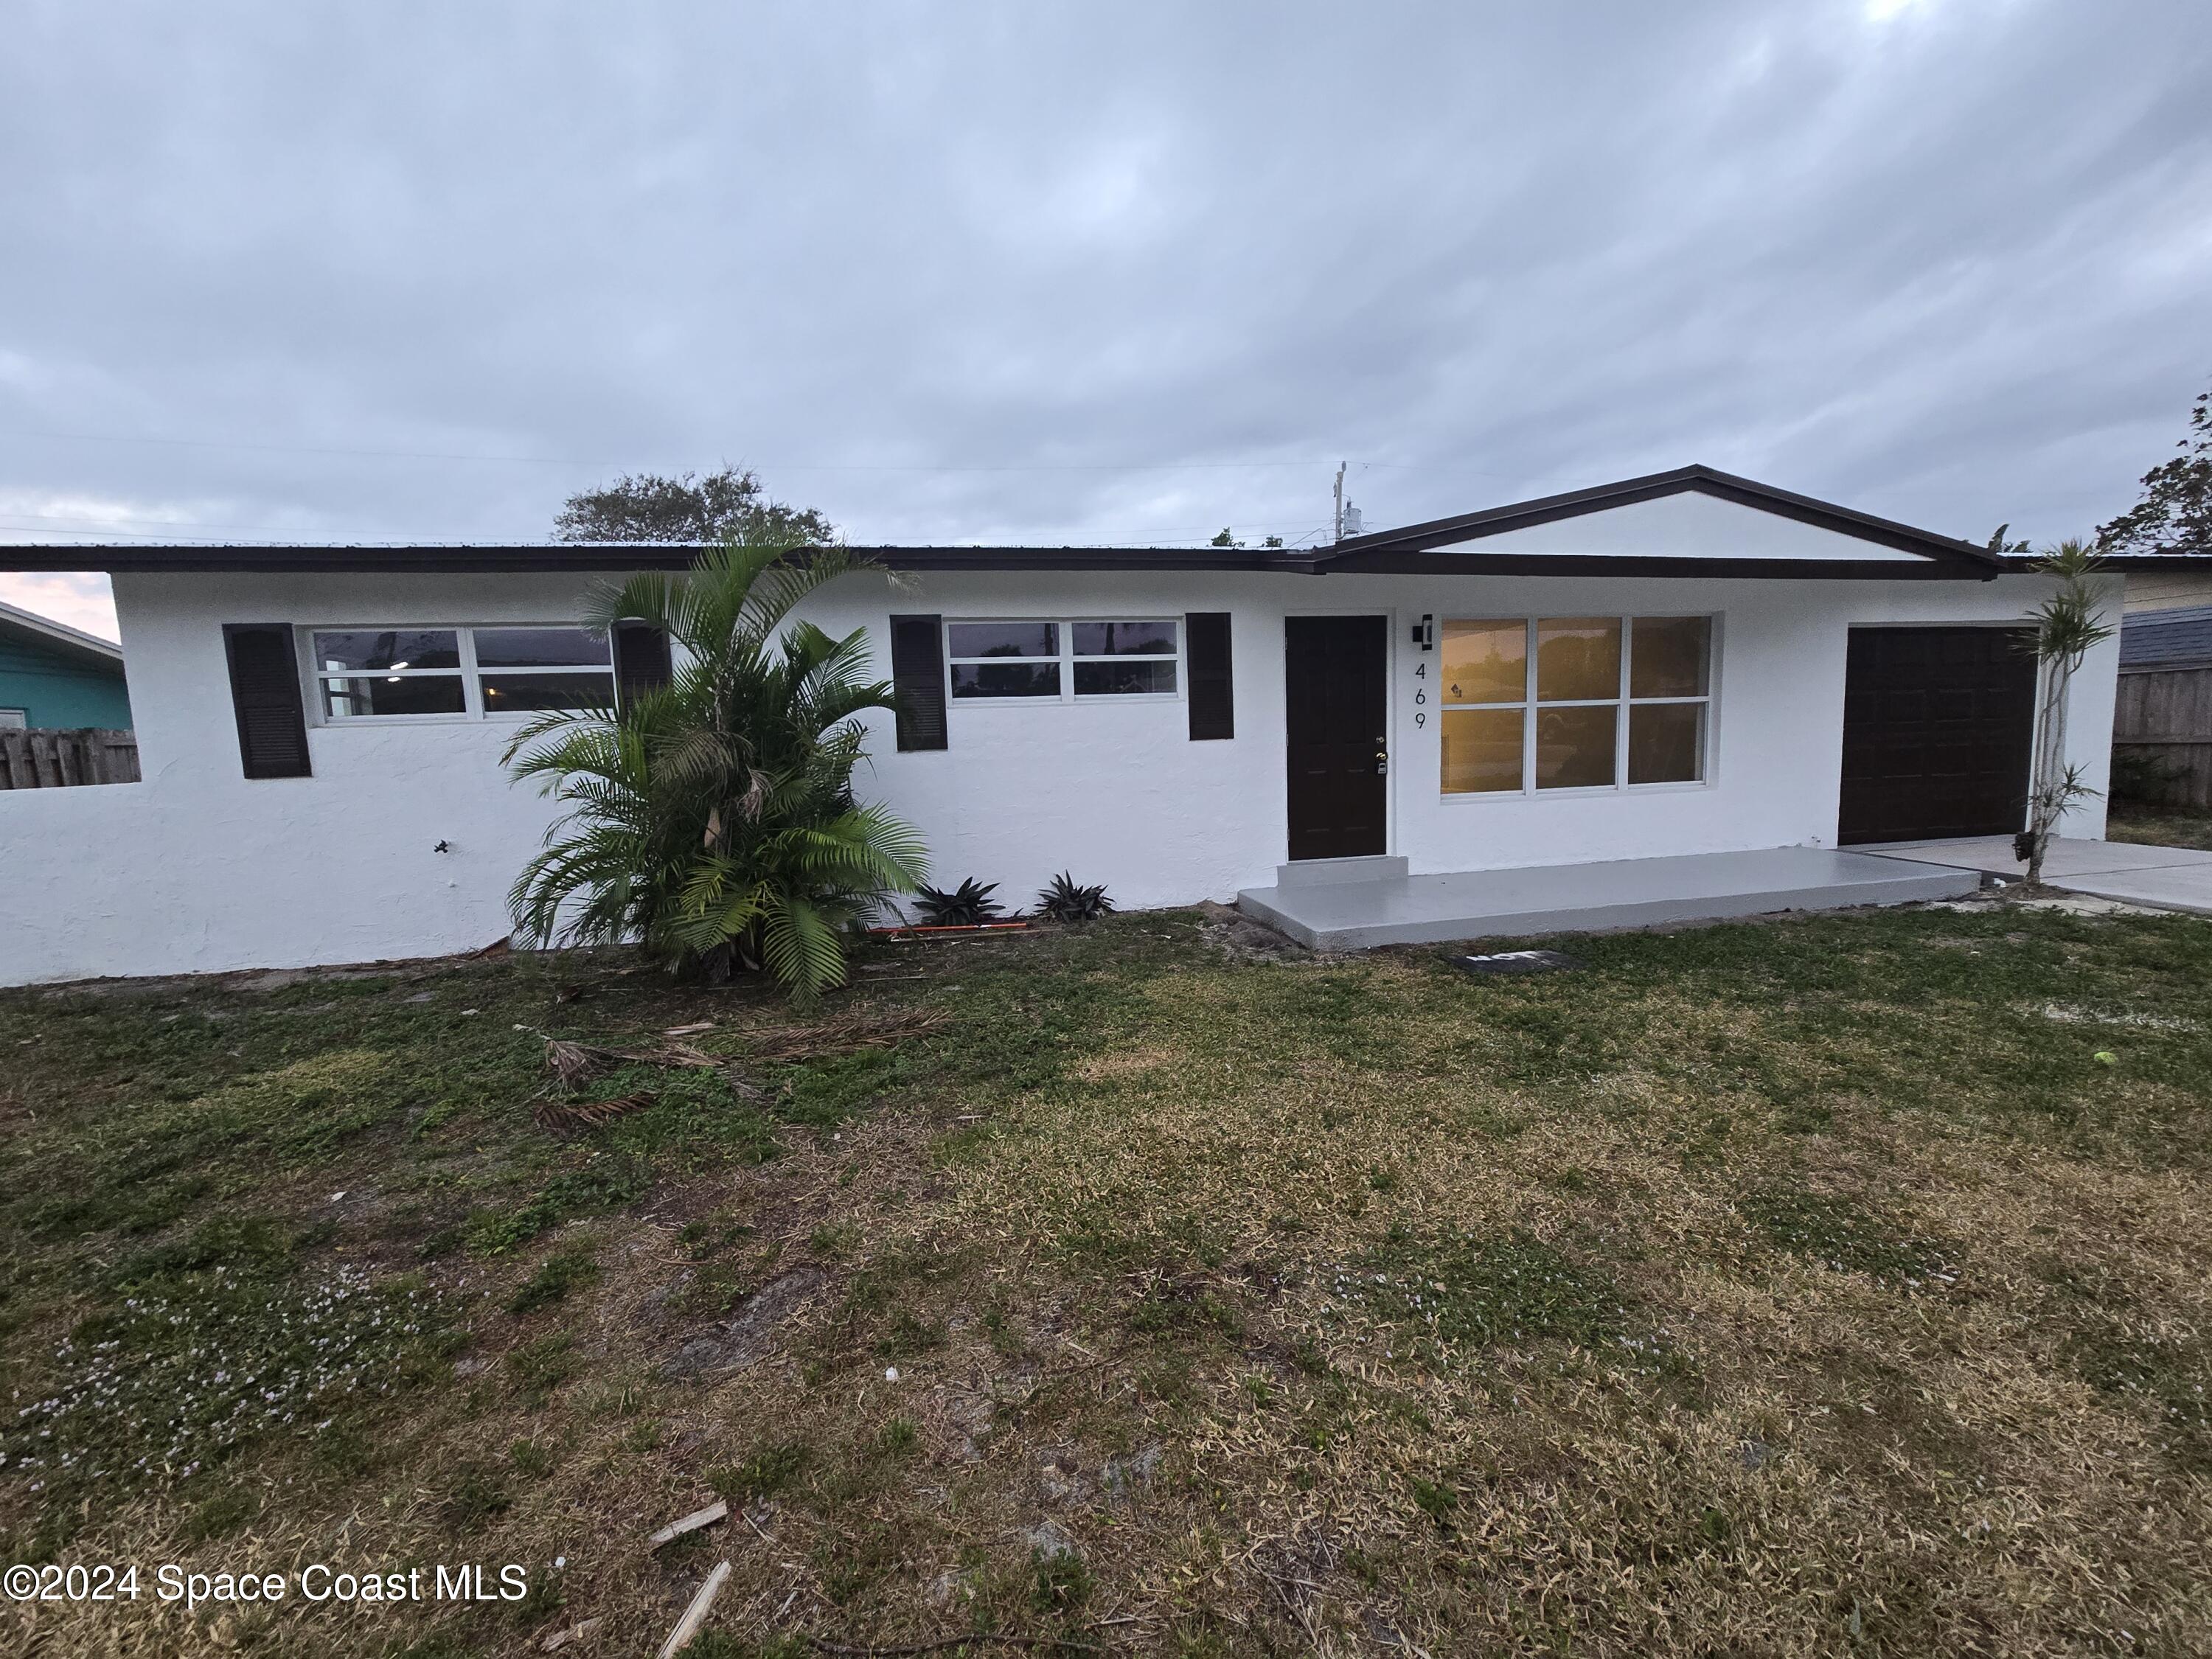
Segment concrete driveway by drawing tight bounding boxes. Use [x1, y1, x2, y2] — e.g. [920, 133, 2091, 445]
[1868, 836, 2212, 915]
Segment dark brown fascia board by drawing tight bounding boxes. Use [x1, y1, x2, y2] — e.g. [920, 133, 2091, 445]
[1315, 464, 2006, 576]
[1319, 552, 1992, 580]
[0, 539, 1989, 581]
[0, 543, 703, 574]
[854, 545, 1293, 573]
[2037, 553, 2212, 571]
[0, 543, 1293, 574]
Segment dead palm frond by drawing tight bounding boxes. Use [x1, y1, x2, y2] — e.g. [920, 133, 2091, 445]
[532, 1091, 658, 1134]
[737, 1006, 951, 1063]
[538, 1035, 720, 1093]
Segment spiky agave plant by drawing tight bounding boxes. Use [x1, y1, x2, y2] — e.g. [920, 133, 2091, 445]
[911, 878, 1003, 926]
[1034, 872, 1113, 922]
[504, 543, 928, 1003]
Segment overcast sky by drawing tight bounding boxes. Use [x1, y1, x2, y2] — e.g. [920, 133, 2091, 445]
[3, 0, 2207, 639]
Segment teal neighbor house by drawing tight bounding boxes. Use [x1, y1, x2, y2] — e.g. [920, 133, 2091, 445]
[0, 599, 132, 729]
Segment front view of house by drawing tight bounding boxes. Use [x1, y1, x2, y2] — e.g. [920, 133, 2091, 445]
[0, 467, 2126, 984]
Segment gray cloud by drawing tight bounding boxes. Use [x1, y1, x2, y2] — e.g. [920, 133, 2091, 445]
[2, 0, 2206, 625]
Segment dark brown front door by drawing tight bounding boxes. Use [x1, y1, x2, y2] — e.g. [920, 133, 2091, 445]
[1285, 615, 1388, 861]
[1839, 626, 2036, 844]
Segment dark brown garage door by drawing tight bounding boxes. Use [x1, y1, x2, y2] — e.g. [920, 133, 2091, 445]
[1838, 626, 2036, 844]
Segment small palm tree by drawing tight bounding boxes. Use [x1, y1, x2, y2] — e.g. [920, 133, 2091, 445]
[505, 543, 927, 1001]
[2019, 539, 2116, 887]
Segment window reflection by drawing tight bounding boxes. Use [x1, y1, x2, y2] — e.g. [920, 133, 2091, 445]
[1441, 707, 1523, 793]
[1535, 705, 1617, 789]
[1630, 617, 1710, 699]
[1440, 620, 1526, 704]
[313, 630, 460, 672]
[1535, 618, 1621, 703]
[1630, 702, 1705, 784]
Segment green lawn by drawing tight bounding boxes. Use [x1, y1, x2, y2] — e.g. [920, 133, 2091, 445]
[4, 902, 2211, 1657]
[2110, 808, 2212, 852]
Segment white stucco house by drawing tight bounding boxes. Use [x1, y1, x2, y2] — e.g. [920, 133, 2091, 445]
[0, 465, 2166, 984]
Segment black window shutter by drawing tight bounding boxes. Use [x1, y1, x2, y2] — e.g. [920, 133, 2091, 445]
[223, 624, 312, 779]
[1186, 612, 1234, 740]
[888, 614, 947, 752]
[612, 621, 672, 709]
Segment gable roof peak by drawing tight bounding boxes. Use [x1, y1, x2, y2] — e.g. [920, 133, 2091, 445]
[1318, 463, 2002, 572]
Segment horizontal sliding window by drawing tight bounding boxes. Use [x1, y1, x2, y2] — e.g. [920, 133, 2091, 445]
[310, 625, 614, 721]
[948, 622, 1060, 699]
[473, 626, 614, 714]
[1071, 619, 1177, 696]
[314, 629, 466, 720]
[1440, 615, 1712, 796]
[948, 619, 1180, 703]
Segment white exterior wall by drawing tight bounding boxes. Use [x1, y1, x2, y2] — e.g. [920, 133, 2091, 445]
[0, 570, 616, 986]
[807, 566, 2112, 905]
[0, 559, 2114, 986]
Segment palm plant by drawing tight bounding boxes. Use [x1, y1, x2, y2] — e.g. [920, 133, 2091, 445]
[504, 543, 928, 1002]
[2018, 539, 2116, 887]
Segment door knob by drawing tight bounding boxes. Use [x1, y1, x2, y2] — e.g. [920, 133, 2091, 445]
[1374, 747, 1389, 776]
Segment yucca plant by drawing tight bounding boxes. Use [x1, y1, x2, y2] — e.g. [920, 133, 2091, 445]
[911, 878, 1003, 926]
[504, 543, 928, 1003]
[1034, 872, 1113, 922]
[2018, 539, 2115, 887]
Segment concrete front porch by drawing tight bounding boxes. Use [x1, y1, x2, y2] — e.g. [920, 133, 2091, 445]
[1236, 846, 1980, 951]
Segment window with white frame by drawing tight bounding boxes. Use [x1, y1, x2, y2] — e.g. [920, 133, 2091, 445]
[473, 626, 617, 714]
[1439, 615, 1711, 794]
[945, 619, 1179, 702]
[310, 626, 613, 721]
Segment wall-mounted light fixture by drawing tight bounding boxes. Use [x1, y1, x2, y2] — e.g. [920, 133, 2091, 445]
[1411, 613, 1435, 651]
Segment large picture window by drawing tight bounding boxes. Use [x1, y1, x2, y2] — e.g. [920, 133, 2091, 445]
[946, 619, 1179, 703]
[1440, 615, 1711, 795]
[311, 625, 614, 722]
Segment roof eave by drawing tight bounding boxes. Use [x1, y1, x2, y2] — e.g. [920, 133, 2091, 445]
[1319, 552, 1995, 580]
[2043, 553, 2212, 571]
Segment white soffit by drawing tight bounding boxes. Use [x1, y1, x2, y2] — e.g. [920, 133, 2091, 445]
[1428, 489, 1933, 562]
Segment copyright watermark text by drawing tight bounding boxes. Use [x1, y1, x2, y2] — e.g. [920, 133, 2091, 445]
[7, 1561, 532, 1608]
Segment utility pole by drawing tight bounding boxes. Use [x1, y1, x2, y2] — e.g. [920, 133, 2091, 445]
[1333, 461, 1346, 543]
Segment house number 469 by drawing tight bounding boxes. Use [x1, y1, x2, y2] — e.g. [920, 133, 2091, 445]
[1412, 661, 1427, 726]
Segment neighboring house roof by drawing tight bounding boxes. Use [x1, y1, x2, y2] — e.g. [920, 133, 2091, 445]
[0, 464, 2043, 580]
[2120, 604, 2212, 672]
[0, 599, 125, 671]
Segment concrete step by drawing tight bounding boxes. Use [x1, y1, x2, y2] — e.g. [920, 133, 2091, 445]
[1273, 855, 1409, 888]
[1237, 846, 1980, 951]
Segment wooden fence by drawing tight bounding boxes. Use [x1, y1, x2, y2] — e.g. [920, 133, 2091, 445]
[2113, 667, 2212, 812]
[0, 728, 141, 789]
